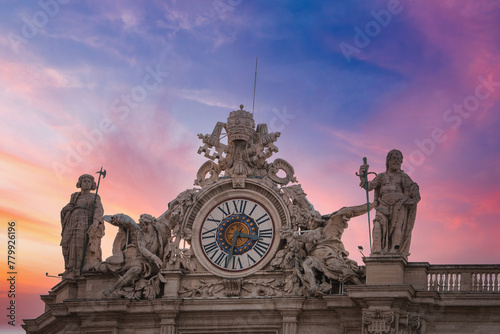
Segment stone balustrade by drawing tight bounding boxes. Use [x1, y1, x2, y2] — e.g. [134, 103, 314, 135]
[405, 263, 500, 293]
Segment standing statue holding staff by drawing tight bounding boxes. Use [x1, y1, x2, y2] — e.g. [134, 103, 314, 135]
[60, 170, 106, 277]
[358, 150, 420, 256]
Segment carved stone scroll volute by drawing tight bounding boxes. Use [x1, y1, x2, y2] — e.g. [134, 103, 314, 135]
[194, 161, 221, 187]
[362, 309, 395, 334]
[268, 158, 296, 186]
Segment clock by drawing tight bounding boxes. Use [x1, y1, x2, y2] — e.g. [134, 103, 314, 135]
[189, 181, 287, 278]
[200, 197, 274, 271]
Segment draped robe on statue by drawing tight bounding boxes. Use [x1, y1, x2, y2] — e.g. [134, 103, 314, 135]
[60, 192, 104, 273]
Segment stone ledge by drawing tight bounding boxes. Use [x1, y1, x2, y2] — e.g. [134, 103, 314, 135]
[347, 285, 416, 301]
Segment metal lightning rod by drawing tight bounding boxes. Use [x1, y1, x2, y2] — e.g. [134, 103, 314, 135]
[252, 56, 258, 114]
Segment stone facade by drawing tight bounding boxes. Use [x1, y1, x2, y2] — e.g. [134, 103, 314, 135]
[24, 107, 500, 333]
[23, 261, 500, 333]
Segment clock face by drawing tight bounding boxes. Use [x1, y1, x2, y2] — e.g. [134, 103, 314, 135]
[198, 197, 275, 274]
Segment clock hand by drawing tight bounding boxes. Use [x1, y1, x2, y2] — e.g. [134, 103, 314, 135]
[226, 230, 240, 268]
[238, 231, 263, 241]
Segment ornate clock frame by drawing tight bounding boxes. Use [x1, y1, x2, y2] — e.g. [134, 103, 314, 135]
[186, 179, 290, 278]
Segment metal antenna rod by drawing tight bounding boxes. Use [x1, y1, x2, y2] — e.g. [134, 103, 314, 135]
[252, 57, 258, 114]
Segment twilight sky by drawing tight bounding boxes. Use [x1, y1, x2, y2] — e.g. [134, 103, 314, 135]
[1, 0, 500, 330]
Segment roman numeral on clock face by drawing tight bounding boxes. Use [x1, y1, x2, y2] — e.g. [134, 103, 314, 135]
[217, 200, 253, 216]
[217, 202, 230, 216]
[246, 254, 257, 266]
[231, 256, 243, 270]
[202, 227, 217, 240]
[203, 241, 218, 254]
[205, 214, 220, 225]
[231, 199, 248, 214]
[259, 228, 273, 239]
[253, 241, 270, 257]
[256, 213, 270, 225]
[214, 251, 228, 267]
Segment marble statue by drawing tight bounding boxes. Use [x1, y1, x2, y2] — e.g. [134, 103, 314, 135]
[102, 214, 165, 298]
[60, 174, 104, 277]
[358, 149, 420, 255]
[271, 184, 368, 295]
[159, 189, 198, 270]
[292, 205, 368, 294]
[101, 213, 140, 270]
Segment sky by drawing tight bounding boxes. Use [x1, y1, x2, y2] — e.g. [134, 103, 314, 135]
[1, 0, 500, 331]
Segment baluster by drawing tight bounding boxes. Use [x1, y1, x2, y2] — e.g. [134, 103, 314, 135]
[423, 269, 500, 293]
[461, 272, 471, 292]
